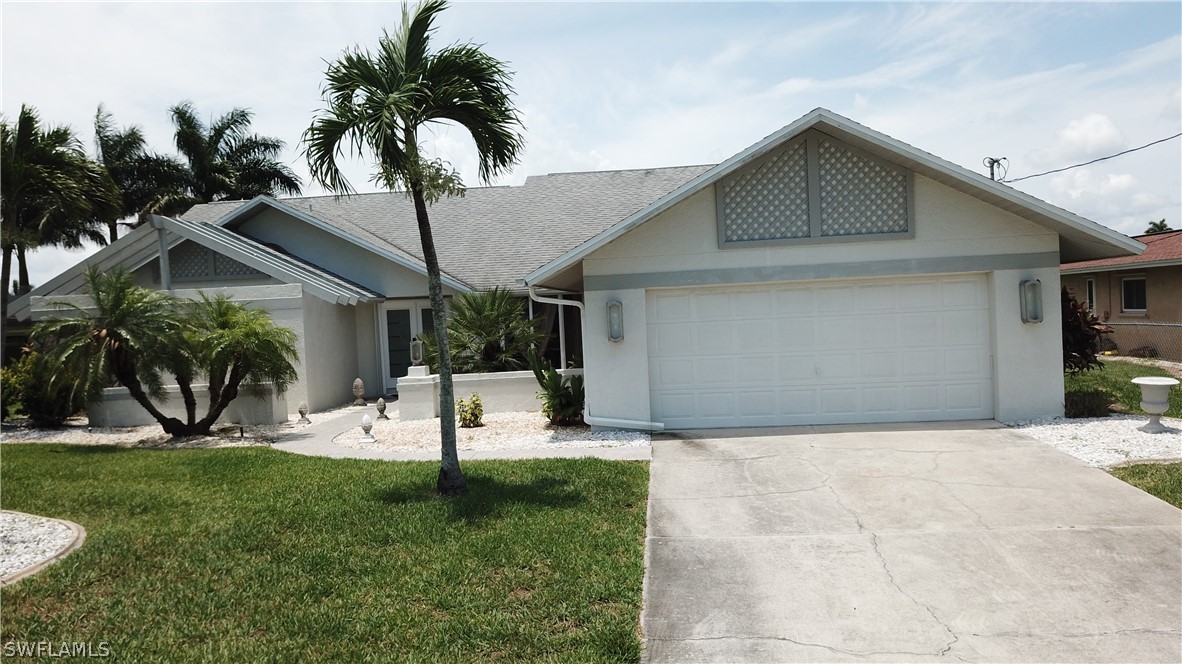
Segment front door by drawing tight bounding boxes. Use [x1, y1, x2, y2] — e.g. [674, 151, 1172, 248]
[381, 301, 434, 393]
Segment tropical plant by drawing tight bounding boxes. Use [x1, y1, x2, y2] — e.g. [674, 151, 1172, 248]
[421, 288, 544, 373]
[1145, 219, 1172, 235]
[1062, 286, 1108, 375]
[92, 105, 188, 240]
[456, 393, 483, 428]
[162, 101, 301, 214]
[1, 350, 86, 426]
[304, 0, 524, 495]
[31, 267, 299, 437]
[1, 105, 118, 320]
[527, 350, 585, 426]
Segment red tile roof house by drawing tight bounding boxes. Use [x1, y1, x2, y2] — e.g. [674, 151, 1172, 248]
[12, 109, 1145, 429]
[1062, 229, 1182, 361]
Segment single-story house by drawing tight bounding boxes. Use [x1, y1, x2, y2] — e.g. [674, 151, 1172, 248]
[1061, 229, 1181, 360]
[11, 108, 1143, 428]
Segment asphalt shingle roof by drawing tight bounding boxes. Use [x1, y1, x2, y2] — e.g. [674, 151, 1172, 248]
[1062, 229, 1182, 271]
[181, 165, 713, 290]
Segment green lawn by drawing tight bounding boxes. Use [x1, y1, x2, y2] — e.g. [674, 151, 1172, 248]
[1065, 359, 1182, 417]
[1111, 463, 1182, 509]
[0, 446, 649, 663]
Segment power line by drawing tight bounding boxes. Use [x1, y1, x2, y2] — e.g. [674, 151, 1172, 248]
[1002, 132, 1182, 183]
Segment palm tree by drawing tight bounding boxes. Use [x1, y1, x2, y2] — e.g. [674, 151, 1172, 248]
[32, 267, 188, 434]
[182, 292, 299, 435]
[304, 0, 524, 495]
[1, 105, 117, 321]
[422, 288, 545, 374]
[167, 101, 302, 212]
[93, 105, 188, 240]
[1145, 219, 1172, 235]
[33, 268, 300, 437]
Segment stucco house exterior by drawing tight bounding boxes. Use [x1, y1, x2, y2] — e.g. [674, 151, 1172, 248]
[1061, 229, 1181, 360]
[11, 108, 1143, 428]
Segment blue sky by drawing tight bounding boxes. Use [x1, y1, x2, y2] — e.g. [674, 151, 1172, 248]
[3, 2, 1180, 288]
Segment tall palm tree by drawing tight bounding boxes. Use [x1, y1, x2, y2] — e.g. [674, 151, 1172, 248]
[304, 0, 524, 495]
[167, 101, 302, 212]
[93, 105, 188, 240]
[1, 105, 117, 320]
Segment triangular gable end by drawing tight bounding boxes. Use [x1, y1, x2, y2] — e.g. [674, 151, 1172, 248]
[524, 108, 1143, 288]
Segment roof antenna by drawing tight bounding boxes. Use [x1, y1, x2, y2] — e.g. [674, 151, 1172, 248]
[983, 157, 1008, 181]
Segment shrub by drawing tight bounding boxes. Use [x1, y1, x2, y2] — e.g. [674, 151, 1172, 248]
[423, 288, 546, 374]
[1062, 287, 1109, 375]
[3, 351, 86, 426]
[1064, 390, 1110, 418]
[457, 393, 484, 428]
[527, 350, 584, 426]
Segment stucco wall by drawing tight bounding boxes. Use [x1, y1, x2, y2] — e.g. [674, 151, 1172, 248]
[989, 267, 1065, 421]
[237, 208, 459, 298]
[354, 303, 383, 398]
[579, 174, 1066, 426]
[300, 293, 360, 411]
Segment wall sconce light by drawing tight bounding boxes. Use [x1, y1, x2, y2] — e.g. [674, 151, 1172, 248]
[1019, 279, 1043, 324]
[607, 300, 624, 342]
[410, 336, 425, 365]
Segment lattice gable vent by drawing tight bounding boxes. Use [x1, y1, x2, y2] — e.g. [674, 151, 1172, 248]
[717, 131, 912, 247]
[167, 241, 262, 280]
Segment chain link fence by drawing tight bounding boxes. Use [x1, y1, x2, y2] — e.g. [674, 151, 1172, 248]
[1101, 322, 1182, 361]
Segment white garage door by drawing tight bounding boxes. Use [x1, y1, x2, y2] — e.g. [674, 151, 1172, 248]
[647, 274, 993, 428]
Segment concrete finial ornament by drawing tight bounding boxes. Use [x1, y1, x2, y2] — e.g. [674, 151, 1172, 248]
[297, 402, 311, 424]
[376, 397, 389, 419]
[352, 378, 366, 406]
[360, 413, 375, 443]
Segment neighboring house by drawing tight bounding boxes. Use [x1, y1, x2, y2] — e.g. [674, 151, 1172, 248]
[10, 108, 1143, 428]
[1062, 229, 1182, 360]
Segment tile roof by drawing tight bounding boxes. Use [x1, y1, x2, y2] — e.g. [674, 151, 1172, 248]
[181, 165, 713, 290]
[1061, 229, 1182, 272]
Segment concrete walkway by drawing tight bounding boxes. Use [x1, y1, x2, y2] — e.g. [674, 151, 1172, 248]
[271, 407, 650, 461]
[642, 421, 1182, 663]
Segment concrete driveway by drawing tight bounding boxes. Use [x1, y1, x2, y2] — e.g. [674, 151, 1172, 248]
[642, 421, 1181, 663]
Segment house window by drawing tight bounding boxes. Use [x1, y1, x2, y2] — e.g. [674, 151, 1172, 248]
[716, 130, 912, 247]
[1121, 277, 1146, 313]
[1085, 278, 1096, 311]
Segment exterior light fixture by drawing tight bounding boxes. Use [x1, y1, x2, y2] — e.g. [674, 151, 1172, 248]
[1019, 279, 1043, 324]
[607, 300, 624, 342]
[410, 337, 425, 366]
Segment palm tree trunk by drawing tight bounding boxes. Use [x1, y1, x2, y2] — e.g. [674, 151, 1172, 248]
[16, 245, 30, 295]
[176, 373, 197, 426]
[110, 361, 185, 436]
[191, 363, 243, 436]
[411, 183, 466, 496]
[108, 220, 119, 243]
[1, 245, 12, 322]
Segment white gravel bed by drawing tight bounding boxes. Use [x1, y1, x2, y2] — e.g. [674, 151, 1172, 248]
[1007, 414, 1182, 467]
[0, 511, 78, 580]
[334, 410, 650, 451]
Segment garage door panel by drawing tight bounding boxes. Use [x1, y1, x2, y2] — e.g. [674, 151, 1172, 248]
[780, 389, 817, 415]
[821, 388, 860, 414]
[775, 288, 814, 314]
[863, 386, 900, 414]
[647, 274, 993, 428]
[697, 358, 736, 384]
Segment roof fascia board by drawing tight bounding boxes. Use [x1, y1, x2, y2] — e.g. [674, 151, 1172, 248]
[9, 224, 161, 319]
[1062, 258, 1182, 275]
[210, 195, 471, 293]
[525, 108, 1143, 285]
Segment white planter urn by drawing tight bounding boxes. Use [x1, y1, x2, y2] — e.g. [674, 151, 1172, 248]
[1131, 376, 1179, 434]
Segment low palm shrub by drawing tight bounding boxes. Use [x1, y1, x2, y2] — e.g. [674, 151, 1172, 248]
[528, 350, 584, 426]
[423, 288, 545, 374]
